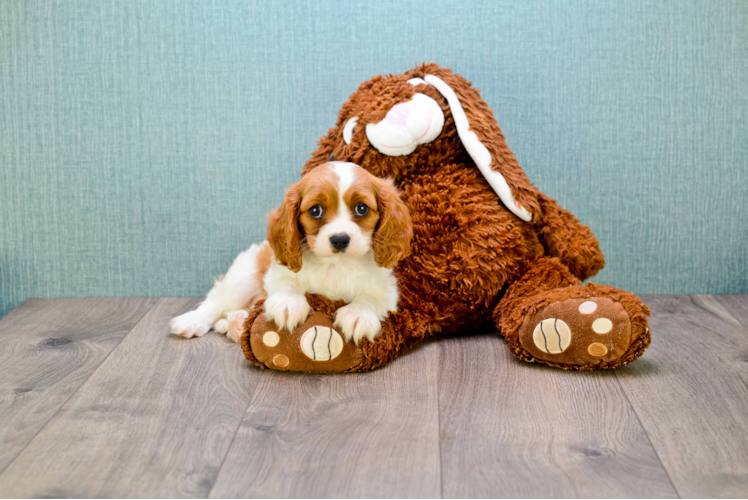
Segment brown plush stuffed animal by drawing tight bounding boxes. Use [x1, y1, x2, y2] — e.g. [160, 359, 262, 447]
[241, 63, 651, 372]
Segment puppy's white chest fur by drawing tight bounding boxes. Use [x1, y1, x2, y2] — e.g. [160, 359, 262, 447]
[264, 251, 397, 310]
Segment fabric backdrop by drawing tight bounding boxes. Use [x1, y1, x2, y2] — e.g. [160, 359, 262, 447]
[1, 0, 746, 318]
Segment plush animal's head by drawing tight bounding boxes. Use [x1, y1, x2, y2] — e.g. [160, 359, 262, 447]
[303, 63, 540, 222]
[267, 161, 412, 272]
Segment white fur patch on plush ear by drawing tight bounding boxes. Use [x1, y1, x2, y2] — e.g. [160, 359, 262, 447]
[343, 116, 358, 145]
[365, 93, 444, 157]
[423, 74, 532, 222]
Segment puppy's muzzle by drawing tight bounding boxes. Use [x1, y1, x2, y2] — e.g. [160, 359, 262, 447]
[330, 233, 350, 252]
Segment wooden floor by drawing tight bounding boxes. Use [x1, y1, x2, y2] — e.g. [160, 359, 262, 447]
[0, 296, 747, 498]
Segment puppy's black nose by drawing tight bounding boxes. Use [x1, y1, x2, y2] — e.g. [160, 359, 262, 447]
[330, 233, 350, 251]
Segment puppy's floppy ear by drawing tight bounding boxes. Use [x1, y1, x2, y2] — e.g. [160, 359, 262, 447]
[267, 184, 304, 272]
[373, 178, 413, 268]
[415, 65, 541, 222]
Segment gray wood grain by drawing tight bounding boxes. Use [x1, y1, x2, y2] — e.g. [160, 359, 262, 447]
[0, 298, 262, 498]
[717, 294, 748, 331]
[0, 298, 157, 474]
[2, 295, 748, 498]
[209, 340, 442, 499]
[438, 333, 677, 498]
[616, 295, 748, 498]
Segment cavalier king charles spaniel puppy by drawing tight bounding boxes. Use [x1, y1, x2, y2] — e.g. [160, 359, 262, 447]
[169, 161, 412, 345]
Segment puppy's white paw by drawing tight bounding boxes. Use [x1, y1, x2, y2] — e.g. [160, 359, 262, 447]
[169, 310, 212, 338]
[226, 310, 249, 344]
[263, 292, 311, 332]
[334, 303, 382, 345]
[214, 319, 229, 334]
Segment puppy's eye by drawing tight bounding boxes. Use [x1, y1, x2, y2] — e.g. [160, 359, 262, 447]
[354, 203, 369, 217]
[309, 205, 324, 219]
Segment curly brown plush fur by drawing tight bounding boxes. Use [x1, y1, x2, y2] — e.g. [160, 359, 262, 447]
[242, 63, 650, 372]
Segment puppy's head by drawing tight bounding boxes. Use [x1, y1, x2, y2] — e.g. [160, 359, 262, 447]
[267, 162, 412, 272]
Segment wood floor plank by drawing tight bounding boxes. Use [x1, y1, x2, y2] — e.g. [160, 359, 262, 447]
[0, 298, 157, 474]
[616, 295, 748, 498]
[0, 298, 262, 498]
[209, 340, 442, 499]
[438, 333, 677, 498]
[716, 294, 748, 331]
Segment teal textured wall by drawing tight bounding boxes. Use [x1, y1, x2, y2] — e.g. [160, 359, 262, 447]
[1, 0, 746, 318]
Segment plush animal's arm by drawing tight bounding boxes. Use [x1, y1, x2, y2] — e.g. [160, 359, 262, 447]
[534, 192, 605, 281]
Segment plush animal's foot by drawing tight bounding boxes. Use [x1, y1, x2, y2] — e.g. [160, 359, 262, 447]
[169, 309, 213, 338]
[245, 310, 364, 372]
[513, 288, 650, 370]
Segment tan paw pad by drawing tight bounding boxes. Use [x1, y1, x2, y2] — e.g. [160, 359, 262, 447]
[300, 326, 344, 361]
[272, 354, 289, 368]
[588, 342, 608, 357]
[578, 301, 597, 314]
[532, 319, 571, 354]
[262, 331, 280, 347]
[592, 318, 613, 334]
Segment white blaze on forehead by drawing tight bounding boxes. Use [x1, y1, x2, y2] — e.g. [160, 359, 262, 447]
[332, 161, 356, 213]
[311, 162, 368, 257]
[365, 93, 444, 157]
[423, 74, 532, 222]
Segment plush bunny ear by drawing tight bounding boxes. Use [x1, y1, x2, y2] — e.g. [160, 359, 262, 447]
[421, 73, 539, 222]
[266, 184, 304, 272]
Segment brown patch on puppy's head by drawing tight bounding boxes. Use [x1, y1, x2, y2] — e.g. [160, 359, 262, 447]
[343, 166, 412, 268]
[268, 164, 340, 271]
[295, 166, 340, 254]
[267, 183, 304, 272]
[368, 176, 412, 268]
